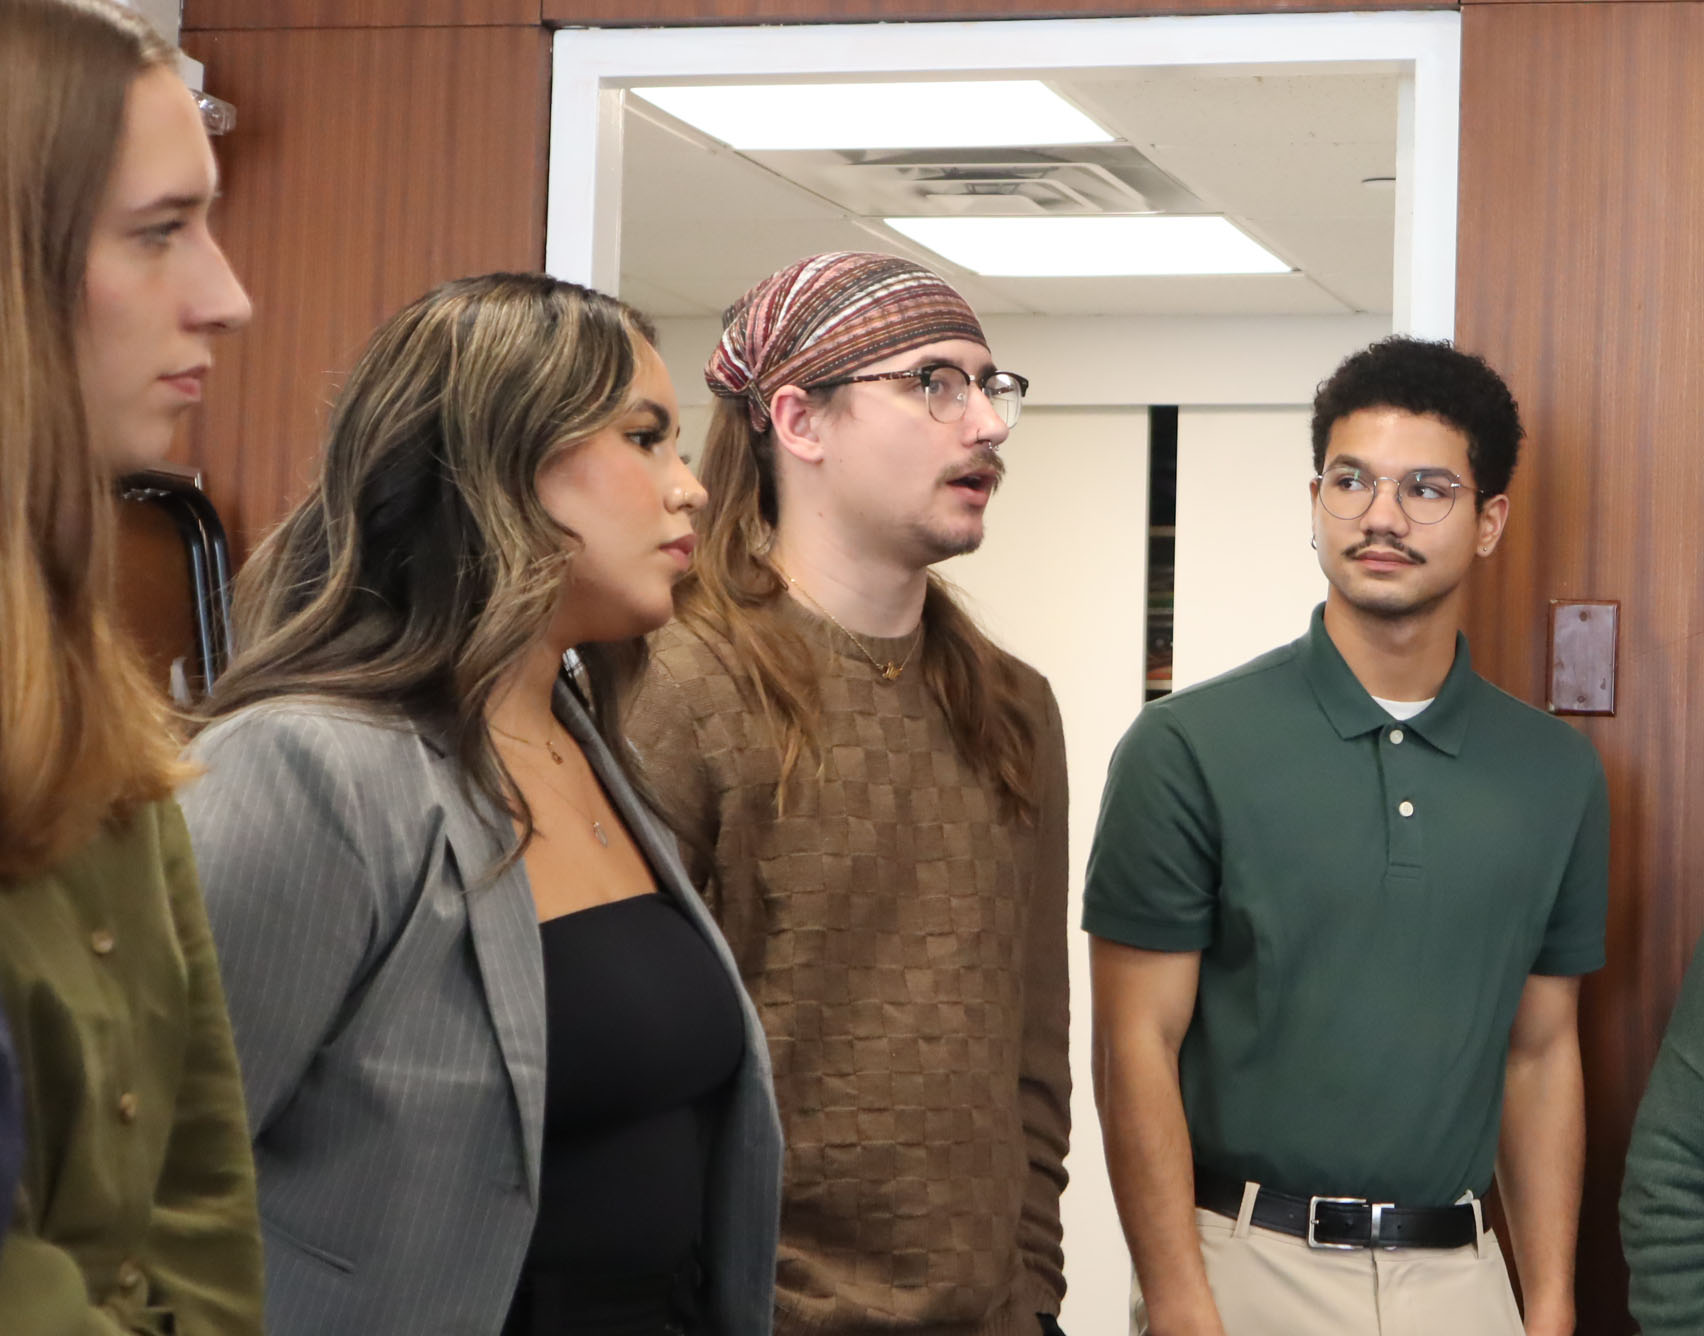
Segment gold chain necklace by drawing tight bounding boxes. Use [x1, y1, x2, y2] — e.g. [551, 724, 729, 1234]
[776, 566, 923, 682]
[491, 725, 609, 847]
[491, 723, 564, 765]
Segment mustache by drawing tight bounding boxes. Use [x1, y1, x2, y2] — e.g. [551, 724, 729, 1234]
[1344, 536, 1426, 565]
[939, 447, 1007, 489]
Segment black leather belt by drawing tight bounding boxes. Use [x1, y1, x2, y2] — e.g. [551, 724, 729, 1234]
[1195, 1165, 1479, 1250]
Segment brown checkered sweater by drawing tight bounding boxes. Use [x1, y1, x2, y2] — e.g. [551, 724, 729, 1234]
[628, 600, 1070, 1335]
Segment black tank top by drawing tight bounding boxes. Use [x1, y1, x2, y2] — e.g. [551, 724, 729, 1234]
[503, 893, 745, 1336]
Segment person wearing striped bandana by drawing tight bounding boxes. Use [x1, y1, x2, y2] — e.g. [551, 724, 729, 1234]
[629, 252, 1070, 1336]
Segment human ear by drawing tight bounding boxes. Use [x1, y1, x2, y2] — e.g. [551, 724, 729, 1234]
[1475, 493, 1510, 556]
[769, 385, 825, 465]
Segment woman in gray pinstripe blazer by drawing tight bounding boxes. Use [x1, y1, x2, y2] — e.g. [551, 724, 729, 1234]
[181, 274, 782, 1336]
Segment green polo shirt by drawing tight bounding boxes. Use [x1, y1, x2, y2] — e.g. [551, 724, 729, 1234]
[1083, 604, 1608, 1206]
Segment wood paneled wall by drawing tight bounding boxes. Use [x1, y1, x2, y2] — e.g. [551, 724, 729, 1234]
[177, 21, 550, 556]
[1456, 5, 1704, 1331]
[542, 0, 1443, 21]
[184, 0, 540, 27]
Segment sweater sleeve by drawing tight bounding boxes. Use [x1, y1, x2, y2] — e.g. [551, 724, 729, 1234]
[0, 1232, 133, 1334]
[138, 803, 266, 1335]
[1623, 932, 1704, 1336]
[1015, 678, 1071, 1313]
[0, 806, 263, 1336]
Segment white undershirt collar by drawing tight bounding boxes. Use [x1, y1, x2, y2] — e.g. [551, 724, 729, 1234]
[1371, 694, 1434, 722]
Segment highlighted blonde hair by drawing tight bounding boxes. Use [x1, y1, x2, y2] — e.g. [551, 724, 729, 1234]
[203, 273, 661, 865]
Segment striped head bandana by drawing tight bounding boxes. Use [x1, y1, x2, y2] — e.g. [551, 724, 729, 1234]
[705, 251, 987, 432]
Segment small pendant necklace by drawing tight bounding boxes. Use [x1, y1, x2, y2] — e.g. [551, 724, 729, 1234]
[492, 723, 564, 766]
[775, 565, 923, 682]
[491, 725, 609, 847]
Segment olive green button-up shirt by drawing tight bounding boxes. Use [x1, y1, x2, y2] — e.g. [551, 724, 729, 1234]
[0, 800, 263, 1334]
[1084, 605, 1608, 1206]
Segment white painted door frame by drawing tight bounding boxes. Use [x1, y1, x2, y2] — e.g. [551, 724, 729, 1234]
[545, 11, 1461, 337]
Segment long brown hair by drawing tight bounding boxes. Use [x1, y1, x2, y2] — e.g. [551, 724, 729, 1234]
[202, 273, 661, 864]
[0, 0, 190, 882]
[674, 396, 1039, 821]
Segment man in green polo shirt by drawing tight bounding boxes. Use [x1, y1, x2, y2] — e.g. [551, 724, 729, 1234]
[1084, 336, 1608, 1336]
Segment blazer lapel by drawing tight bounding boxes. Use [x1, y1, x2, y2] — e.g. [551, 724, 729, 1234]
[426, 752, 547, 1206]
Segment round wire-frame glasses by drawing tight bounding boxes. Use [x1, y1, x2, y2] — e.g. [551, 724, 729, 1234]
[810, 362, 1029, 428]
[1313, 463, 1484, 525]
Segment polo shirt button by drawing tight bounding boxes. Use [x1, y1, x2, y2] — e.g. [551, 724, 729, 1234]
[90, 929, 116, 956]
[116, 1091, 138, 1123]
[1398, 800, 1415, 817]
[1390, 729, 1405, 745]
[117, 1260, 143, 1289]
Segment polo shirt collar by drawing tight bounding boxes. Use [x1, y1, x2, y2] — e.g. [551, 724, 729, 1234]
[1298, 603, 1475, 756]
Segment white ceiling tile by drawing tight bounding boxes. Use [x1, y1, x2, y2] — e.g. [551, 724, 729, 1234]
[1142, 144, 1398, 222]
[1243, 218, 1394, 314]
[622, 112, 845, 224]
[1060, 71, 1399, 152]
[990, 273, 1354, 317]
[623, 218, 912, 311]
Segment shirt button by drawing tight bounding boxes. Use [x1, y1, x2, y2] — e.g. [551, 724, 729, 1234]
[116, 1091, 138, 1123]
[1389, 729, 1405, 745]
[117, 1260, 143, 1289]
[1398, 800, 1415, 818]
[90, 929, 116, 956]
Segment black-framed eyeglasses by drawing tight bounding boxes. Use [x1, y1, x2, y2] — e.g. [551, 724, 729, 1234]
[809, 363, 1030, 428]
[1313, 464, 1485, 525]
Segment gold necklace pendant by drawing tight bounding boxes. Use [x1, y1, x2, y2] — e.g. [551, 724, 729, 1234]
[775, 563, 922, 683]
[493, 723, 565, 764]
[492, 725, 609, 847]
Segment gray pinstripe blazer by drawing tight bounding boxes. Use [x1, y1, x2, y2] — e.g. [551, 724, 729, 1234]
[180, 681, 782, 1336]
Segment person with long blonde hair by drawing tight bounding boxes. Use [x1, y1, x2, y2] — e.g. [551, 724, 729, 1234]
[627, 251, 1071, 1336]
[0, 0, 260, 1328]
[182, 272, 782, 1336]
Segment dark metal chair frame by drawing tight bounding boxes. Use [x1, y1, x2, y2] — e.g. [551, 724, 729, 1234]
[119, 466, 235, 695]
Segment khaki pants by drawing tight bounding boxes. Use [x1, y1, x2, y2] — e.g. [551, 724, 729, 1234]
[1133, 1190, 1525, 1336]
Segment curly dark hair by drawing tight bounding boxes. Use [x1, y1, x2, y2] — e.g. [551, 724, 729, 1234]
[1311, 336, 1524, 504]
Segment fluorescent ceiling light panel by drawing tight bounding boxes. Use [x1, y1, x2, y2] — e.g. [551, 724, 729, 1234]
[632, 81, 1114, 151]
[885, 216, 1293, 277]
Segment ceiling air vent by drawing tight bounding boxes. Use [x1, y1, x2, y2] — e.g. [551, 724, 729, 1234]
[740, 145, 1207, 219]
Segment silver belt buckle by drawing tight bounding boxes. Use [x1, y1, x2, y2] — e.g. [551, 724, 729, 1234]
[1307, 1195, 1367, 1250]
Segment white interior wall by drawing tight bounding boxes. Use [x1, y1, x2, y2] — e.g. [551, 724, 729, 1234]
[1172, 407, 1329, 690]
[946, 407, 1149, 1336]
[121, 0, 181, 44]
